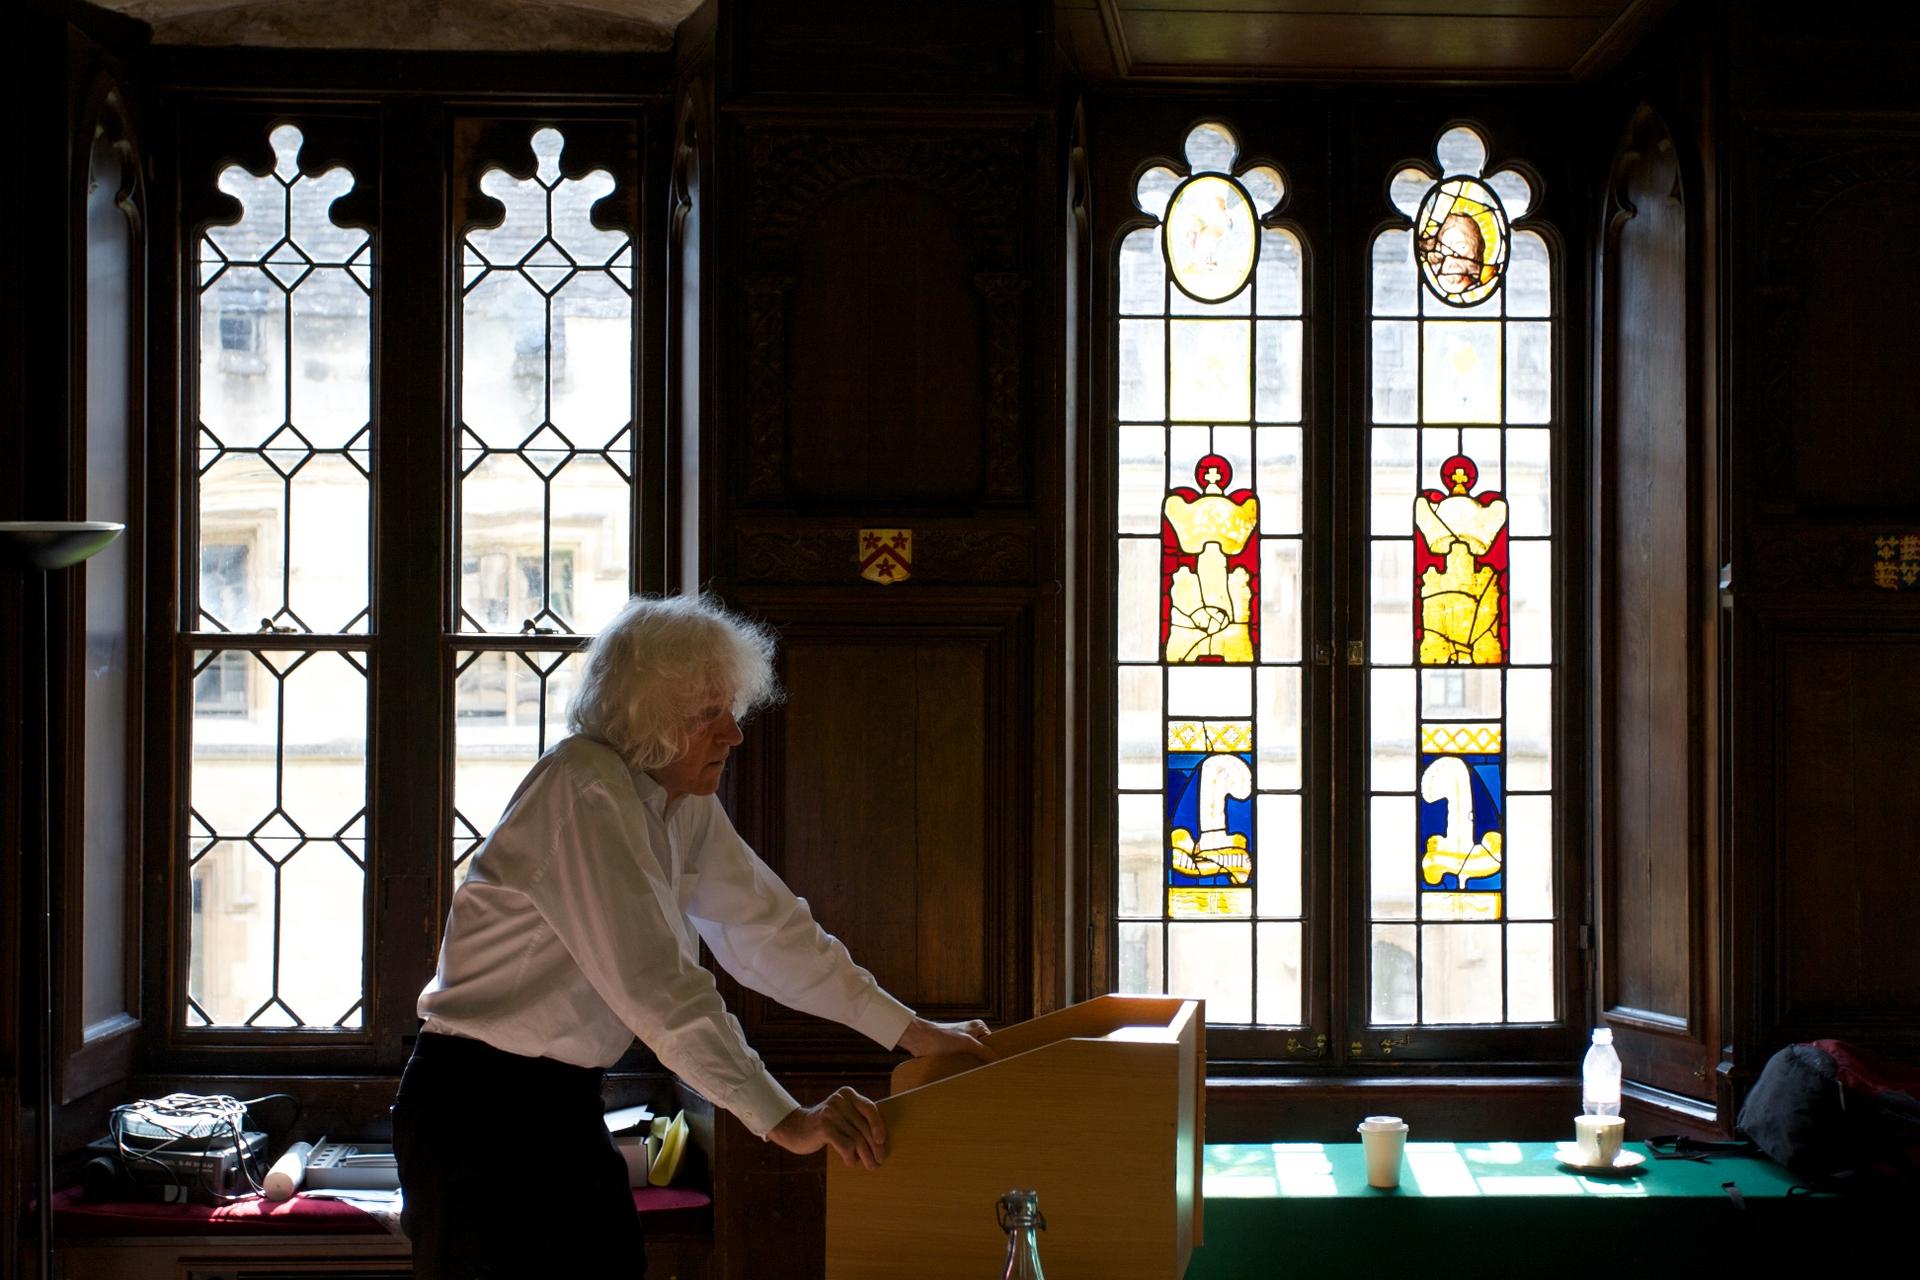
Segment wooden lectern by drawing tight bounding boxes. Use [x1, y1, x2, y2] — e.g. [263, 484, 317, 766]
[826, 995, 1205, 1279]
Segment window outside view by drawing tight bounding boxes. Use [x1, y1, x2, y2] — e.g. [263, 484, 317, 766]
[186, 124, 637, 1029]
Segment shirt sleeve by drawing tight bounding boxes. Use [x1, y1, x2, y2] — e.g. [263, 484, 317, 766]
[683, 798, 916, 1053]
[517, 774, 802, 1139]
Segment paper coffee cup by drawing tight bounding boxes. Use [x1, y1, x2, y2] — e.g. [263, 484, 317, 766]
[1356, 1115, 1409, 1189]
[1573, 1114, 1625, 1165]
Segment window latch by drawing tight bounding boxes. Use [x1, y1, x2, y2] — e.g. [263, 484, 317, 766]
[1346, 640, 1365, 667]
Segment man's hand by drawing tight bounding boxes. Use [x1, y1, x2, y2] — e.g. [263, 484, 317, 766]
[896, 1016, 995, 1063]
[767, 1087, 889, 1169]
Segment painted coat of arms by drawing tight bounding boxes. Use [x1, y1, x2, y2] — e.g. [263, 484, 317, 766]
[859, 529, 911, 585]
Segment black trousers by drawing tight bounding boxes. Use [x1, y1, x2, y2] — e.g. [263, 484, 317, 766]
[393, 1032, 647, 1279]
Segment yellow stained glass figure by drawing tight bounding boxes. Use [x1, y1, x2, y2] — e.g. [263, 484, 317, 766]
[1413, 454, 1508, 665]
[1163, 454, 1259, 663]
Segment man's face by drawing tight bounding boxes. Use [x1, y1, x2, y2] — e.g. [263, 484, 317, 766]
[650, 702, 745, 800]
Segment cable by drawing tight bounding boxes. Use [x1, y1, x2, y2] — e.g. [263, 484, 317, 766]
[107, 1093, 270, 1203]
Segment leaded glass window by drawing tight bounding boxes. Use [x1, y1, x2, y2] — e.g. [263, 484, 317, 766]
[1367, 125, 1555, 1026]
[452, 126, 638, 881]
[1114, 121, 1306, 1026]
[187, 123, 372, 1029]
[175, 109, 649, 1047]
[1111, 117, 1560, 1044]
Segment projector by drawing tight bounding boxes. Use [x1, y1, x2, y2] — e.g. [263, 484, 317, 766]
[85, 1129, 268, 1204]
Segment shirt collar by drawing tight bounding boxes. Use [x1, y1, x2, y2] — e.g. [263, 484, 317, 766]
[624, 761, 682, 821]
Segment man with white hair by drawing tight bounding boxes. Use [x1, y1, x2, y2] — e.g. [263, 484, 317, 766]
[393, 593, 992, 1278]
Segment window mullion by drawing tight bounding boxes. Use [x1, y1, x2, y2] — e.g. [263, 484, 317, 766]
[368, 96, 452, 1068]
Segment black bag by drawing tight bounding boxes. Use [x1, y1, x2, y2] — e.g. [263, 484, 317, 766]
[1736, 1039, 1920, 1193]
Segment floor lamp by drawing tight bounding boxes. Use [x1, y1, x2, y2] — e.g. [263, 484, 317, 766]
[0, 521, 125, 1280]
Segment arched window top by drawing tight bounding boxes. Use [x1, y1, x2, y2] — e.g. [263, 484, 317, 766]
[1134, 121, 1287, 306]
[1387, 125, 1538, 309]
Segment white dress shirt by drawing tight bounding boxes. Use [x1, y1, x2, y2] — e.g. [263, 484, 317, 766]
[418, 735, 915, 1138]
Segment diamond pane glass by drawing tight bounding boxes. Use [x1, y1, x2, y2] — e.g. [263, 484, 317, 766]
[187, 123, 372, 1032]
[1367, 125, 1556, 1027]
[195, 126, 371, 639]
[459, 127, 636, 636]
[187, 647, 367, 1028]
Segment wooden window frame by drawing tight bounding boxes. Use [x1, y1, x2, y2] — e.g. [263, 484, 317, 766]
[137, 55, 674, 1079]
[1081, 90, 1593, 1076]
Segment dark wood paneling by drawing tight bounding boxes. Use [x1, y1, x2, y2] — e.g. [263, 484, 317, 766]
[1776, 635, 1920, 1025]
[782, 641, 928, 996]
[1726, 10, 1920, 1083]
[726, 0, 1039, 99]
[910, 644, 991, 1006]
[728, 594, 1032, 1056]
[729, 122, 1037, 508]
[732, 520, 1036, 586]
[1596, 103, 1711, 1098]
[1750, 139, 1920, 521]
[1789, 175, 1920, 512]
[787, 186, 983, 500]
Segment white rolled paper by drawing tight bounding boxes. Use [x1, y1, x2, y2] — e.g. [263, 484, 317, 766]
[264, 1141, 314, 1202]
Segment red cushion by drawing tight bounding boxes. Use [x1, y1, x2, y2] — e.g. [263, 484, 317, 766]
[51, 1184, 712, 1238]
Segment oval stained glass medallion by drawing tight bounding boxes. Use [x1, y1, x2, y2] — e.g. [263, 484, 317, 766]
[1164, 174, 1259, 304]
[1414, 176, 1510, 308]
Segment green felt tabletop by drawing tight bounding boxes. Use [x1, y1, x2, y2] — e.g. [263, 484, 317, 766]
[1202, 1140, 1804, 1200]
[1188, 1141, 1849, 1279]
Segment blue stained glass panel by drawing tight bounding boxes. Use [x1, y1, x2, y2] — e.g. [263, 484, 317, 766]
[1417, 750, 1504, 894]
[1167, 750, 1255, 891]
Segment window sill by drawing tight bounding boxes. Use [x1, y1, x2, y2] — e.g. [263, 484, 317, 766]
[1206, 1074, 1726, 1142]
[1206, 1074, 1581, 1142]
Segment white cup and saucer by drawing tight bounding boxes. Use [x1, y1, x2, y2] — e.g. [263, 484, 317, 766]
[1554, 1114, 1645, 1174]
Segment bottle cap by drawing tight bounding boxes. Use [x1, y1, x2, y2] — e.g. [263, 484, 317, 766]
[1592, 1027, 1613, 1044]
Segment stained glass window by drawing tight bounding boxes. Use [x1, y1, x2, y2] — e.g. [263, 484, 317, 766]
[452, 126, 636, 882]
[1115, 121, 1305, 1027]
[187, 124, 371, 1029]
[1369, 126, 1555, 1026]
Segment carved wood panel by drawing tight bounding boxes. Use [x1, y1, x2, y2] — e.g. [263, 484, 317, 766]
[731, 124, 1035, 504]
[733, 519, 1034, 586]
[1753, 143, 1920, 518]
[724, 594, 1032, 1060]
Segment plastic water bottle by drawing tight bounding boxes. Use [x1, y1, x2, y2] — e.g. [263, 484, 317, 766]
[1582, 1027, 1622, 1116]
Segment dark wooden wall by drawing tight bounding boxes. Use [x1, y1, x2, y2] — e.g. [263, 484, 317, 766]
[683, 3, 1065, 1275]
[1720, 7, 1920, 1069]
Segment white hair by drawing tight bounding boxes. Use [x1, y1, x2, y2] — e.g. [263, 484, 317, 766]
[565, 593, 781, 771]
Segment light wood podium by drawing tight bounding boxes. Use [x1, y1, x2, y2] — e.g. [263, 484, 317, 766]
[826, 995, 1205, 1279]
